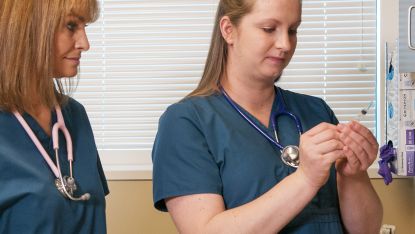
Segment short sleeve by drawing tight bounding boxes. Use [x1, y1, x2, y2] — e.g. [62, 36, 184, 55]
[152, 102, 222, 211]
[320, 98, 339, 125]
[97, 153, 110, 196]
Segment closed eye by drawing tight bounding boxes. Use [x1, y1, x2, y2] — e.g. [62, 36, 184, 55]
[262, 27, 275, 33]
[289, 28, 298, 35]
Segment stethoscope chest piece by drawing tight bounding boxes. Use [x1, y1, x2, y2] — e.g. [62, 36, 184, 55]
[281, 145, 300, 168]
[55, 176, 78, 198]
[15, 106, 90, 201]
[220, 86, 303, 169]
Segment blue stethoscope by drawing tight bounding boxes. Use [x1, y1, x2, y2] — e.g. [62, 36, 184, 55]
[220, 86, 303, 168]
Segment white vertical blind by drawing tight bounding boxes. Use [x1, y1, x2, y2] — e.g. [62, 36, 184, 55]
[74, 0, 376, 176]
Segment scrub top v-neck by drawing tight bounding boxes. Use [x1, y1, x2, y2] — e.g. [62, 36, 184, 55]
[152, 87, 344, 233]
[0, 98, 109, 234]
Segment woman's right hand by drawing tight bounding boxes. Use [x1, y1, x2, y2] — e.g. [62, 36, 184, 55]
[296, 122, 345, 189]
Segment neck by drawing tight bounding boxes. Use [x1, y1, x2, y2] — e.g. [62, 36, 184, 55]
[26, 102, 53, 137]
[221, 69, 276, 127]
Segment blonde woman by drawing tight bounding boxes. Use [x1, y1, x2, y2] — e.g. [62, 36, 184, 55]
[0, 0, 109, 233]
[152, 0, 382, 233]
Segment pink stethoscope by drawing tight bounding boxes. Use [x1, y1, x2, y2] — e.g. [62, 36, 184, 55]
[13, 106, 90, 201]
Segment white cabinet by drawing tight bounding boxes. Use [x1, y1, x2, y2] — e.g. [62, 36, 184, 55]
[399, 0, 415, 72]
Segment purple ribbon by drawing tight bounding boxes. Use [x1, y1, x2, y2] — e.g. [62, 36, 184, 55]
[378, 141, 397, 185]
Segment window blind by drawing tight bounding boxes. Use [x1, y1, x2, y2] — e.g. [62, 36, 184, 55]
[75, 0, 376, 177]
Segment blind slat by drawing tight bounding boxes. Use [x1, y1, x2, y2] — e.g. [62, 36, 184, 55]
[74, 0, 376, 167]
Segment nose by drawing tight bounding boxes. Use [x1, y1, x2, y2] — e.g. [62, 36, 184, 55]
[274, 30, 293, 53]
[75, 29, 90, 51]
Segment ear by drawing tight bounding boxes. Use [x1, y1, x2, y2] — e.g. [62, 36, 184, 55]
[219, 16, 235, 45]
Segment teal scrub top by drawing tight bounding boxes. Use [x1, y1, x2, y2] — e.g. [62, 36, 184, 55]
[152, 87, 344, 233]
[0, 98, 109, 234]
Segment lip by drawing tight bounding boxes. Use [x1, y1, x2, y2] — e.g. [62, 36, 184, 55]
[65, 57, 80, 65]
[266, 56, 285, 64]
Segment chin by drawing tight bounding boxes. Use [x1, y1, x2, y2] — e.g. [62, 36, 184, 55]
[264, 70, 282, 81]
[67, 72, 78, 78]
[61, 71, 78, 78]
[263, 67, 282, 77]
[53, 69, 78, 78]
[273, 74, 282, 83]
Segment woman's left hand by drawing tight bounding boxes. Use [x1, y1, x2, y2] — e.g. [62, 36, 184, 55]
[335, 121, 379, 177]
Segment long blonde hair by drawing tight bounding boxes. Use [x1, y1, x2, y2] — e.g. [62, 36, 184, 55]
[187, 0, 255, 97]
[0, 0, 99, 113]
[187, 0, 302, 97]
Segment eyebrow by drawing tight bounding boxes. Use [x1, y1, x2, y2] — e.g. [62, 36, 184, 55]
[68, 13, 86, 22]
[258, 18, 302, 27]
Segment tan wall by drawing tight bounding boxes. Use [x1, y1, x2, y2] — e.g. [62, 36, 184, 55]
[106, 179, 415, 234]
[373, 179, 415, 234]
[106, 180, 176, 234]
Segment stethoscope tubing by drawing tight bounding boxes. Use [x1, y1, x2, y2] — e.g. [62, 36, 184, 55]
[14, 106, 90, 201]
[220, 86, 303, 152]
[14, 110, 61, 177]
[271, 111, 303, 139]
[14, 106, 72, 178]
[52, 106, 73, 161]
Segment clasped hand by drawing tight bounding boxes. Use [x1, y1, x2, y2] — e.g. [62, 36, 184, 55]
[297, 121, 378, 188]
[336, 121, 379, 177]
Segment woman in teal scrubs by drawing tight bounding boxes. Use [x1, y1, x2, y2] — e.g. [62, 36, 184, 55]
[152, 0, 383, 233]
[0, 0, 109, 233]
